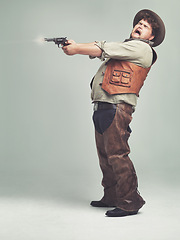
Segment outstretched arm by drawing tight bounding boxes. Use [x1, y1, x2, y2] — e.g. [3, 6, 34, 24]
[62, 40, 102, 57]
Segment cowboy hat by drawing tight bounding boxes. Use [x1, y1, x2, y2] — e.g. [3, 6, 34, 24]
[133, 9, 165, 47]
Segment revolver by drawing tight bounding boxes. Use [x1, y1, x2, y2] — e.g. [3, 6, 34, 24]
[44, 37, 69, 48]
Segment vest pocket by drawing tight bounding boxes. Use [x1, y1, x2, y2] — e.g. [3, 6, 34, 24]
[110, 70, 131, 87]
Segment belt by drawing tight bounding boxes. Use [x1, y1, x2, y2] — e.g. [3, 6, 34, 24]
[93, 102, 117, 111]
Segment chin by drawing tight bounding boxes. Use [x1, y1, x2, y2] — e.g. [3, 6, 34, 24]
[132, 35, 140, 39]
[131, 33, 139, 39]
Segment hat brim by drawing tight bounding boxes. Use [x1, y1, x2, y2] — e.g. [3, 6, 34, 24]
[133, 9, 165, 47]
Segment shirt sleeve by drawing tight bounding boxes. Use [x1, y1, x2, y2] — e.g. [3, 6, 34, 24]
[94, 40, 153, 68]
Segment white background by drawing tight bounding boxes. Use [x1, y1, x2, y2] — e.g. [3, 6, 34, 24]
[0, 0, 180, 239]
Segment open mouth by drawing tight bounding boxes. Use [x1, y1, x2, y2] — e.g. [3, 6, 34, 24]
[135, 29, 141, 35]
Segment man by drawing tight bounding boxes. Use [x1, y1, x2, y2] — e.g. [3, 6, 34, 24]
[62, 9, 165, 217]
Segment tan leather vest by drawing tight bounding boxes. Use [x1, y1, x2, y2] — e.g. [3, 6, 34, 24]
[101, 59, 151, 97]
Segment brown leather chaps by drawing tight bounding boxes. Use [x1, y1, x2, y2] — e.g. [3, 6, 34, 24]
[93, 103, 145, 211]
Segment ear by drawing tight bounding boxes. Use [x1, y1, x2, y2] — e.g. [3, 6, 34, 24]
[149, 35, 155, 41]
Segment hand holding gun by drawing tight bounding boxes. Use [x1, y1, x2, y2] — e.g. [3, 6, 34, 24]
[44, 37, 69, 48]
[44, 37, 78, 55]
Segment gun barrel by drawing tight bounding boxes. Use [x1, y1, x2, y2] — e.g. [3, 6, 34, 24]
[44, 38, 55, 42]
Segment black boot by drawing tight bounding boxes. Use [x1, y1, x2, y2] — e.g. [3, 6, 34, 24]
[90, 200, 115, 207]
[106, 208, 138, 217]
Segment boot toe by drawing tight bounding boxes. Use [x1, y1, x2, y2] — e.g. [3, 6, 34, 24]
[90, 200, 115, 207]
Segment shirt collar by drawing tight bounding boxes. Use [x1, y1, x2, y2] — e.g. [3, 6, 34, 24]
[124, 38, 154, 47]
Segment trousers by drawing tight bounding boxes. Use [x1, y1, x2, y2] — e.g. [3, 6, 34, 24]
[93, 102, 145, 211]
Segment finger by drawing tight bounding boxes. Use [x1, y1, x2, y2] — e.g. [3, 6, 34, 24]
[66, 39, 75, 45]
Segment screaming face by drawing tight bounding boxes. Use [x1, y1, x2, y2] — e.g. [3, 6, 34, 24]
[131, 19, 155, 41]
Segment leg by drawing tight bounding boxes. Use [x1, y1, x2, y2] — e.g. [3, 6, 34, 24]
[95, 130, 117, 206]
[103, 103, 145, 211]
